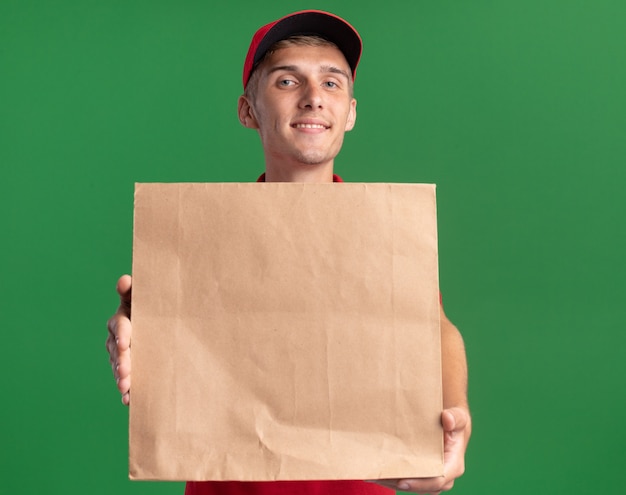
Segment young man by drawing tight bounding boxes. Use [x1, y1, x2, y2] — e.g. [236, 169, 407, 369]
[107, 10, 471, 495]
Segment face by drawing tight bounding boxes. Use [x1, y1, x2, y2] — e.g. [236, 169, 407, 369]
[238, 44, 357, 174]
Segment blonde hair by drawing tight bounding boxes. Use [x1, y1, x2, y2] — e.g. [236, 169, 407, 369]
[244, 35, 354, 101]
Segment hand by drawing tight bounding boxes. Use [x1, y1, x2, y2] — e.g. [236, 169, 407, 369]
[106, 274, 133, 405]
[375, 407, 471, 494]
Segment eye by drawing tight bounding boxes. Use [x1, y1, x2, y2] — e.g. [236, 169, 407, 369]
[278, 78, 295, 87]
[323, 81, 338, 88]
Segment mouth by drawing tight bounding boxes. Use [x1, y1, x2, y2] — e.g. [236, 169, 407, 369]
[291, 122, 330, 130]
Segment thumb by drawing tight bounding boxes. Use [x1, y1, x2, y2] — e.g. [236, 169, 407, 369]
[442, 407, 469, 433]
[116, 274, 132, 303]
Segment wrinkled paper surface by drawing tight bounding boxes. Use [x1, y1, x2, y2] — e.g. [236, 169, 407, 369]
[129, 182, 443, 481]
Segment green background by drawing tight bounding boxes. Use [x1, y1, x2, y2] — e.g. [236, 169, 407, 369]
[2, 0, 625, 493]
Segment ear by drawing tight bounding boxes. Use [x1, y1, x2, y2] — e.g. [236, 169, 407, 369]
[238, 95, 259, 129]
[344, 98, 357, 132]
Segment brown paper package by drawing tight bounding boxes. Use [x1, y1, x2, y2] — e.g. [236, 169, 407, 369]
[129, 182, 443, 481]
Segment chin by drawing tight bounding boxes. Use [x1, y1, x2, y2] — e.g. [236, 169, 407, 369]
[294, 150, 334, 166]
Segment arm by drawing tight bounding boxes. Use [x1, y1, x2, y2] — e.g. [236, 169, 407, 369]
[105, 274, 133, 405]
[377, 306, 472, 493]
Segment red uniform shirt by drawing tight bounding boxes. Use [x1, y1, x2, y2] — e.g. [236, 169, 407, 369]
[185, 481, 392, 495]
[256, 173, 344, 183]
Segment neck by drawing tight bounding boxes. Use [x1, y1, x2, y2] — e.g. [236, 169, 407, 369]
[264, 161, 334, 183]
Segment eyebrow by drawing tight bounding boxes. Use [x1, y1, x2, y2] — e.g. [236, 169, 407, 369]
[321, 65, 351, 81]
[266, 64, 351, 81]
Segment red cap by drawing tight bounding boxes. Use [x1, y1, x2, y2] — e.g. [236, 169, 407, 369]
[242, 10, 362, 89]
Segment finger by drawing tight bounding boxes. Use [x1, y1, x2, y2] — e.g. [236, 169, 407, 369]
[367, 480, 398, 490]
[441, 480, 455, 492]
[117, 373, 131, 396]
[107, 313, 132, 350]
[114, 337, 131, 382]
[371, 477, 453, 494]
[106, 323, 130, 382]
[115, 356, 131, 380]
[105, 275, 134, 407]
[113, 361, 130, 396]
[116, 274, 132, 312]
[372, 478, 442, 494]
[441, 407, 468, 433]
[106, 327, 131, 388]
[105, 334, 118, 363]
[396, 477, 447, 494]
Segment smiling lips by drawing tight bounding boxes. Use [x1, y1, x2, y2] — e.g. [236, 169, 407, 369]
[292, 122, 329, 130]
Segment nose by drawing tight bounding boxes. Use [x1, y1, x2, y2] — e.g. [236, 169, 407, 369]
[299, 83, 323, 110]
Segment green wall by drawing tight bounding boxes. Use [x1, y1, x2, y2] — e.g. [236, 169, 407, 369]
[2, 1, 625, 493]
